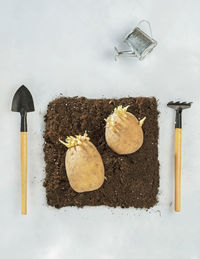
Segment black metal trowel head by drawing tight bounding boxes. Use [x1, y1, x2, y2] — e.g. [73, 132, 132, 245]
[11, 85, 35, 113]
[11, 85, 35, 132]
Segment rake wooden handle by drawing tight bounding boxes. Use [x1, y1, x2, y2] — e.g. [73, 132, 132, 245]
[175, 128, 182, 212]
[21, 132, 27, 215]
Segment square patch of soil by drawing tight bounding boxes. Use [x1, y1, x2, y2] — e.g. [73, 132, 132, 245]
[43, 97, 159, 209]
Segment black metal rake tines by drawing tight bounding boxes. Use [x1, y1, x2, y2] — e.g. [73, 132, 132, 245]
[167, 101, 192, 111]
[167, 101, 192, 129]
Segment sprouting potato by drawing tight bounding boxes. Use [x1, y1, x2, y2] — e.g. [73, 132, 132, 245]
[59, 133, 105, 193]
[105, 105, 146, 155]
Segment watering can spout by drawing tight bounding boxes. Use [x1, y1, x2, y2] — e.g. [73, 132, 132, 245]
[114, 47, 136, 61]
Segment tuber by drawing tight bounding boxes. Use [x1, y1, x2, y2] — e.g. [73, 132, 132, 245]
[105, 105, 146, 155]
[59, 133, 105, 193]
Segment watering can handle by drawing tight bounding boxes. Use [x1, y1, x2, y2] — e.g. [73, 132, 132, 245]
[137, 20, 153, 37]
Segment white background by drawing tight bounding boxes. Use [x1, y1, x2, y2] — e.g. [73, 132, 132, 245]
[1, 0, 200, 258]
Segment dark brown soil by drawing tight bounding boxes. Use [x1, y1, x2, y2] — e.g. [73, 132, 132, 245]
[43, 97, 159, 209]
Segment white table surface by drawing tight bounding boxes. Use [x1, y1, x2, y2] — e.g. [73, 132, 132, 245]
[1, 0, 200, 258]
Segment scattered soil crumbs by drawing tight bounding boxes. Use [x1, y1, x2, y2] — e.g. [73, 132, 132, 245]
[43, 97, 159, 209]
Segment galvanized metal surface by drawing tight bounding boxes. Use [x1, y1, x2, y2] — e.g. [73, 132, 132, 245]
[115, 20, 157, 61]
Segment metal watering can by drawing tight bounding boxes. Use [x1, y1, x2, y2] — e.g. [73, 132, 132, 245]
[115, 20, 157, 61]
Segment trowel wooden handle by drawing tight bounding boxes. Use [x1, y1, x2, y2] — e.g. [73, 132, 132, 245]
[21, 132, 27, 215]
[175, 128, 182, 212]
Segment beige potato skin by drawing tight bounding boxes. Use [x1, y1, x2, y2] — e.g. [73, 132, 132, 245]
[65, 141, 105, 193]
[105, 112, 144, 155]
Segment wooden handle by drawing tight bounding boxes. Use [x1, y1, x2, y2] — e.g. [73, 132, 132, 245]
[175, 128, 182, 212]
[21, 132, 27, 215]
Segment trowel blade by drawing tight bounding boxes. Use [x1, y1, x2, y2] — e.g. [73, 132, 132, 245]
[11, 85, 35, 113]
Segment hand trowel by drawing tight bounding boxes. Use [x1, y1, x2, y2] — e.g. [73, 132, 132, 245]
[11, 85, 35, 215]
